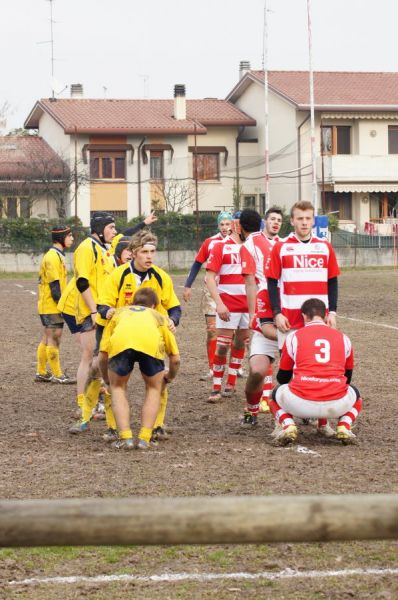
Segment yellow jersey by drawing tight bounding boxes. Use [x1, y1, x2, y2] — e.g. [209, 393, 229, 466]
[74, 236, 116, 325]
[37, 247, 67, 315]
[57, 277, 77, 316]
[97, 262, 180, 320]
[101, 305, 179, 359]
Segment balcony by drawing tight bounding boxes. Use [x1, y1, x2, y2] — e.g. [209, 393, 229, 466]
[317, 155, 398, 191]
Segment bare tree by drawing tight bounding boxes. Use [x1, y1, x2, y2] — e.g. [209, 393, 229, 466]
[151, 177, 197, 213]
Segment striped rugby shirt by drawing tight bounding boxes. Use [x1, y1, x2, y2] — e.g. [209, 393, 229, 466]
[206, 237, 248, 313]
[267, 233, 340, 329]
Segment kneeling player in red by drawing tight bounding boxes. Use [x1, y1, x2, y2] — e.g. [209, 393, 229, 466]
[269, 298, 362, 446]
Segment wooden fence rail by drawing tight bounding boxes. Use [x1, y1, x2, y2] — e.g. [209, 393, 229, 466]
[0, 494, 397, 547]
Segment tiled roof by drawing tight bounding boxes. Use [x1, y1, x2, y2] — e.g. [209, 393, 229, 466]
[237, 70, 398, 108]
[0, 136, 66, 179]
[24, 98, 256, 134]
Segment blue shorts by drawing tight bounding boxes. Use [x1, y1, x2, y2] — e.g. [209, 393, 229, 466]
[39, 313, 64, 329]
[108, 349, 165, 377]
[61, 313, 82, 335]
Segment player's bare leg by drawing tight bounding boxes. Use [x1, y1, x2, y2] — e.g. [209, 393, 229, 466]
[108, 371, 134, 449]
[208, 329, 233, 402]
[200, 315, 217, 380]
[138, 371, 164, 449]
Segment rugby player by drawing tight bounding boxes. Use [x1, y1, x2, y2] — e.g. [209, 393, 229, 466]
[239, 207, 283, 426]
[35, 224, 75, 384]
[270, 298, 362, 445]
[102, 288, 180, 450]
[206, 212, 249, 401]
[183, 211, 232, 377]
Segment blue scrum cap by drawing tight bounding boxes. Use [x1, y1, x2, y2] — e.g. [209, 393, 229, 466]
[217, 211, 232, 225]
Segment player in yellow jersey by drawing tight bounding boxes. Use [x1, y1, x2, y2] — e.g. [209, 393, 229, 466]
[68, 212, 116, 433]
[101, 288, 180, 450]
[35, 225, 75, 384]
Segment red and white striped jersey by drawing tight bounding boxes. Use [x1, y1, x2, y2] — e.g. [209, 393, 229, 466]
[267, 233, 340, 329]
[240, 231, 278, 328]
[195, 232, 224, 264]
[206, 237, 248, 313]
[280, 321, 354, 401]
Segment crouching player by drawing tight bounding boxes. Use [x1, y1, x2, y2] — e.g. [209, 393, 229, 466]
[102, 288, 180, 450]
[269, 298, 362, 446]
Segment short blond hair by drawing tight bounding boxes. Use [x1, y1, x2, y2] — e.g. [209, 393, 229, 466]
[128, 230, 158, 253]
[290, 201, 314, 218]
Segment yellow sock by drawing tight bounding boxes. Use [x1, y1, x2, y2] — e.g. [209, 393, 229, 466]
[154, 387, 168, 429]
[120, 429, 133, 440]
[36, 342, 48, 375]
[46, 346, 62, 377]
[77, 394, 85, 409]
[81, 378, 102, 423]
[104, 391, 117, 430]
[138, 426, 152, 443]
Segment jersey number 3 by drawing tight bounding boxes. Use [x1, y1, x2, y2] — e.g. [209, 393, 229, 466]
[314, 339, 330, 363]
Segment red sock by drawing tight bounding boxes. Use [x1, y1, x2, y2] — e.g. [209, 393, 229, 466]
[226, 346, 245, 388]
[338, 396, 363, 430]
[246, 391, 262, 416]
[262, 365, 273, 399]
[268, 398, 295, 429]
[207, 338, 217, 370]
[318, 418, 328, 427]
[212, 336, 231, 392]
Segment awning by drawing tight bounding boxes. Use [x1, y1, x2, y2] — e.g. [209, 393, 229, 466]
[334, 183, 398, 193]
[321, 112, 398, 120]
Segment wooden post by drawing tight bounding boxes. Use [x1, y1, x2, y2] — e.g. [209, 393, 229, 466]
[0, 495, 398, 547]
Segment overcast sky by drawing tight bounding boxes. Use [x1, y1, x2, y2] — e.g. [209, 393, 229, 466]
[2, 0, 398, 130]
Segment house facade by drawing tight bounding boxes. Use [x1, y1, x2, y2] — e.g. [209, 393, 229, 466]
[24, 86, 256, 226]
[228, 68, 398, 233]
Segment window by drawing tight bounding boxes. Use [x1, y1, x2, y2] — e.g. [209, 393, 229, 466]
[0, 196, 31, 218]
[90, 151, 126, 179]
[193, 153, 219, 181]
[243, 195, 256, 208]
[388, 126, 398, 154]
[150, 151, 164, 180]
[321, 126, 351, 155]
[324, 192, 352, 220]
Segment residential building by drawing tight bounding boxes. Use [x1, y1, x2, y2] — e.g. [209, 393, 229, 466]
[24, 85, 256, 225]
[228, 67, 398, 232]
[0, 135, 68, 219]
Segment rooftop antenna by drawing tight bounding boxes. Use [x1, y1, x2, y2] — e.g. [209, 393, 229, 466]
[37, 0, 56, 100]
[263, 0, 270, 210]
[139, 74, 149, 98]
[103, 86, 108, 98]
[306, 0, 318, 214]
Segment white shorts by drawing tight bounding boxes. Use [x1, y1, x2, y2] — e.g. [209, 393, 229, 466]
[201, 286, 216, 316]
[250, 330, 278, 359]
[275, 385, 357, 419]
[216, 312, 249, 330]
[277, 328, 298, 350]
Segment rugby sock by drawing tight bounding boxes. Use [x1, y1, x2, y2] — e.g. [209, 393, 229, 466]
[154, 387, 168, 429]
[246, 390, 262, 416]
[36, 342, 48, 375]
[81, 378, 102, 423]
[104, 391, 117, 430]
[207, 338, 217, 369]
[338, 397, 363, 430]
[76, 394, 85, 409]
[268, 398, 295, 429]
[212, 336, 231, 392]
[226, 346, 245, 389]
[138, 426, 152, 443]
[318, 418, 328, 427]
[262, 366, 273, 400]
[46, 346, 62, 377]
[119, 428, 133, 440]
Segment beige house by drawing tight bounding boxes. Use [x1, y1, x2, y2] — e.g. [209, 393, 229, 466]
[0, 135, 68, 219]
[24, 85, 255, 226]
[228, 67, 398, 233]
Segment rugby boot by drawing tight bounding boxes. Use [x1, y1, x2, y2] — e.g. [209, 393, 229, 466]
[273, 424, 298, 446]
[69, 420, 90, 434]
[240, 412, 258, 428]
[207, 391, 222, 403]
[34, 372, 52, 383]
[112, 438, 134, 450]
[317, 423, 336, 438]
[336, 426, 357, 445]
[102, 428, 118, 443]
[51, 373, 76, 384]
[259, 399, 270, 413]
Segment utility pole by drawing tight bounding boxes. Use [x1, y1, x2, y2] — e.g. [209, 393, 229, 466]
[306, 0, 318, 214]
[263, 0, 270, 212]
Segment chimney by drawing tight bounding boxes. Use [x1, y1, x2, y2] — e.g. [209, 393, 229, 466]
[70, 83, 84, 99]
[239, 61, 251, 79]
[174, 84, 186, 120]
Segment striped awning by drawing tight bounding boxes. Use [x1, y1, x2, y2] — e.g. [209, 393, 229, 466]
[321, 112, 398, 120]
[334, 183, 398, 193]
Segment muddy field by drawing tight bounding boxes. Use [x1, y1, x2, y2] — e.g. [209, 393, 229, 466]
[0, 270, 398, 599]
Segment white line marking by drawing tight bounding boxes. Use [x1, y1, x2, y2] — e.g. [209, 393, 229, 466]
[9, 567, 398, 587]
[339, 315, 398, 331]
[14, 284, 24, 288]
[26, 290, 37, 295]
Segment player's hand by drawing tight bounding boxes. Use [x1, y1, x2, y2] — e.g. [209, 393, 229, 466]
[274, 313, 290, 333]
[183, 287, 192, 303]
[217, 302, 230, 322]
[168, 318, 176, 333]
[106, 308, 116, 320]
[326, 312, 337, 329]
[90, 312, 98, 327]
[144, 211, 158, 226]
